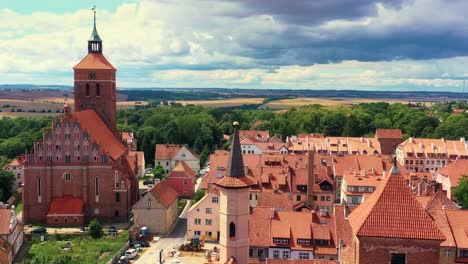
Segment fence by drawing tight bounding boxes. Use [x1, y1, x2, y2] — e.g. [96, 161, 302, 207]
[106, 241, 130, 264]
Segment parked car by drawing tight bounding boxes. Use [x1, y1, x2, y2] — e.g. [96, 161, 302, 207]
[108, 226, 117, 233]
[125, 248, 138, 259]
[131, 241, 150, 248]
[143, 179, 154, 185]
[117, 256, 128, 264]
[145, 168, 153, 174]
[30, 227, 47, 235]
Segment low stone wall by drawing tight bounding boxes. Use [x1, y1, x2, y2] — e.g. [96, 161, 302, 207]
[106, 241, 130, 264]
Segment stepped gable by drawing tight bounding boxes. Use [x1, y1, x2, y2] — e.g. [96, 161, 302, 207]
[348, 163, 445, 240]
[216, 122, 252, 189]
[73, 110, 126, 160]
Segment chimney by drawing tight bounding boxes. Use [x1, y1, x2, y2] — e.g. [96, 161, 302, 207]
[409, 137, 413, 144]
[417, 183, 422, 196]
[360, 169, 365, 176]
[360, 137, 364, 142]
[419, 142, 423, 148]
[461, 137, 465, 143]
[383, 171, 386, 178]
[270, 208, 275, 219]
[344, 206, 350, 219]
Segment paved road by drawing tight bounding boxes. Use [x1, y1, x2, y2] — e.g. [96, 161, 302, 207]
[134, 201, 190, 264]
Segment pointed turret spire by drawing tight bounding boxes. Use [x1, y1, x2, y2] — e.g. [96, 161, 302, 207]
[88, 6, 103, 53]
[226, 121, 245, 178]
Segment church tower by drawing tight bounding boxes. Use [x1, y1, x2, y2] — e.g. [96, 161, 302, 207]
[216, 122, 252, 264]
[73, 8, 117, 132]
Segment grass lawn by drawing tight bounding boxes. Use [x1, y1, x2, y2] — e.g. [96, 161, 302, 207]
[25, 232, 128, 264]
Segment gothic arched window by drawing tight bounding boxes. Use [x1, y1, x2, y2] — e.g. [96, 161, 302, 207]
[229, 222, 236, 238]
[96, 83, 100, 96]
[86, 84, 90, 96]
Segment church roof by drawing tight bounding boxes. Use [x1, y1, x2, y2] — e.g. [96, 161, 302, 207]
[48, 197, 84, 215]
[73, 53, 116, 70]
[348, 164, 445, 240]
[73, 110, 125, 160]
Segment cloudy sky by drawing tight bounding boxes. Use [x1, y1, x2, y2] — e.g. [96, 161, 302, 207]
[1, 0, 468, 91]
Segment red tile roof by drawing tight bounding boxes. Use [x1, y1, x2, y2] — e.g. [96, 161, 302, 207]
[0, 209, 12, 235]
[176, 161, 196, 176]
[437, 159, 468, 186]
[257, 192, 294, 211]
[239, 130, 269, 142]
[48, 197, 84, 215]
[348, 166, 445, 240]
[445, 210, 468, 249]
[216, 175, 252, 189]
[73, 53, 116, 70]
[375, 128, 403, 139]
[73, 110, 126, 160]
[148, 180, 178, 208]
[155, 144, 182, 160]
[249, 207, 272, 247]
[264, 260, 339, 264]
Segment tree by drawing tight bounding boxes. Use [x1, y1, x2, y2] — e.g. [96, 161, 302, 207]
[153, 165, 165, 180]
[192, 136, 204, 154]
[0, 170, 15, 202]
[193, 190, 205, 202]
[453, 175, 468, 209]
[88, 219, 103, 239]
[200, 144, 210, 168]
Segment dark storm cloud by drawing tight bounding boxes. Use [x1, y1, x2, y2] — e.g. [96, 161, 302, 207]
[225, 0, 406, 24]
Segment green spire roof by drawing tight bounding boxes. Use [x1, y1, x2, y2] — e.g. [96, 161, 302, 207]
[88, 8, 102, 42]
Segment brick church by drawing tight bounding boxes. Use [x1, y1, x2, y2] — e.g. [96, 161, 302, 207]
[22, 11, 139, 226]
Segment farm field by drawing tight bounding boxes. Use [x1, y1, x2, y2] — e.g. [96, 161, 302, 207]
[176, 97, 265, 107]
[0, 99, 147, 118]
[263, 97, 424, 110]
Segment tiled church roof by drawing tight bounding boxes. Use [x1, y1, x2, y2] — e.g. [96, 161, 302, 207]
[348, 165, 445, 240]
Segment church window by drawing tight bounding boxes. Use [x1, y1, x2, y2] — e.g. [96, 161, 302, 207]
[114, 210, 119, 217]
[86, 84, 90, 96]
[47, 154, 52, 162]
[147, 199, 152, 208]
[37, 177, 41, 196]
[65, 154, 71, 163]
[56, 144, 61, 150]
[115, 192, 120, 202]
[83, 154, 89, 161]
[83, 132, 89, 140]
[229, 222, 236, 237]
[390, 253, 406, 264]
[65, 172, 71, 182]
[64, 217, 68, 223]
[96, 83, 100, 96]
[65, 133, 70, 140]
[74, 217, 78, 223]
[101, 155, 108, 164]
[95, 177, 99, 196]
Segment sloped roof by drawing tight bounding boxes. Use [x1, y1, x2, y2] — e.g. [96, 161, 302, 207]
[445, 210, 468, 249]
[48, 197, 84, 215]
[249, 207, 272, 247]
[437, 159, 468, 186]
[171, 161, 196, 177]
[348, 165, 445, 240]
[155, 144, 182, 160]
[0, 209, 12, 235]
[73, 53, 116, 70]
[73, 110, 126, 160]
[375, 129, 402, 139]
[148, 180, 178, 208]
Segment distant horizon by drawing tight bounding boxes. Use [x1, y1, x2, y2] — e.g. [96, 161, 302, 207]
[2, 1, 468, 91]
[1, 84, 468, 95]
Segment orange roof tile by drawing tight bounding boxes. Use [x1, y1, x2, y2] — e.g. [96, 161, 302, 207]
[348, 166, 445, 240]
[445, 210, 468, 249]
[249, 207, 272, 247]
[148, 180, 178, 208]
[0, 209, 12, 235]
[257, 192, 294, 211]
[216, 175, 252, 189]
[437, 159, 468, 186]
[73, 53, 116, 70]
[73, 110, 126, 160]
[48, 197, 84, 215]
[239, 130, 269, 142]
[375, 129, 402, 139]
[155, 144, 182, 160]
[171, 161, 196, 177]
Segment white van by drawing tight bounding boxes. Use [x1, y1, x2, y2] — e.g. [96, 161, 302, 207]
[125, 248, 138, 259]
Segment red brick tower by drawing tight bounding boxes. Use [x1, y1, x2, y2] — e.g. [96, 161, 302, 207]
[73, 9, 117, 132]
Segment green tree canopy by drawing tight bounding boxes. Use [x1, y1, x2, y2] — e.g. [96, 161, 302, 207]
[454, 175, 468, 209]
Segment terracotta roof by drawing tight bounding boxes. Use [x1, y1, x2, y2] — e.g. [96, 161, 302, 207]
[257, 192, 294, 211]
[348, 165, 445, 240]
[0, 209, 12, 235]
[73, 52, 116, 70]
[155, 144, 182, 160]
[73, 110, 126, 160]
[249, 207, 272, 247]
[48, 197, 84, 215]
[375, 129, 402, 139]
[216, 175, 252, 189]
[445, 210, 468, 249]
[437, 159, 468, 186]
[171, 161, 196, 177]
[426, 209, 457, 247]
[148, 180, 178, 208]
[265, 260, 339, 264]
[239, 130, 269, 142]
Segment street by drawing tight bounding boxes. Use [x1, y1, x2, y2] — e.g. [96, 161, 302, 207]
[134, 201, 189, 264]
